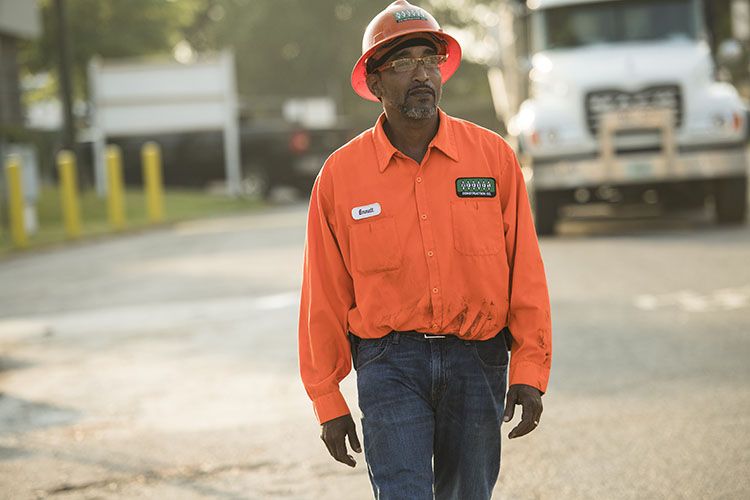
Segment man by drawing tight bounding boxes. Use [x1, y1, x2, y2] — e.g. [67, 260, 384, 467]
[298, 1, 552, 498]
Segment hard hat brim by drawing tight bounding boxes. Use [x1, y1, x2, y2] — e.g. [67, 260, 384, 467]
[351, 30, 462, 102]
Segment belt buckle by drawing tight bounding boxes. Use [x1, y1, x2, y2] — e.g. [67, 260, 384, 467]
[423, 334, 447, 339]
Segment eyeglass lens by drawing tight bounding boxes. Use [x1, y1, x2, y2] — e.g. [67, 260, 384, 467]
[392, 55, 444, 72]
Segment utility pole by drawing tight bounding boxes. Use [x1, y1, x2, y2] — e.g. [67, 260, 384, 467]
[54, 0, 76, 155]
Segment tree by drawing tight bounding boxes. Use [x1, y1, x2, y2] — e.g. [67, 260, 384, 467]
[20, 0, 204, 98]
[180, 0, 384, 120]
[19, 0, 503, 129]
[183, 0, 501, 128]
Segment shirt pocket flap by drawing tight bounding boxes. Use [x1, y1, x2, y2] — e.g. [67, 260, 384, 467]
[349, 216, 402, 274]
[450, 200, 504, 256]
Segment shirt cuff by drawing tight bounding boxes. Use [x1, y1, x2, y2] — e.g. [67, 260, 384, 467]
[509, 360, 549, 394]
[313, 389, 351, 424]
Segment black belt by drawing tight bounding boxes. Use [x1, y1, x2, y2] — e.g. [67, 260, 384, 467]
[350, 328, 513, 350]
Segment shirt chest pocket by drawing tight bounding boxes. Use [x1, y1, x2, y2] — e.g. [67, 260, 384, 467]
[450, 200, 505, 256]
[348, 216, 402, 274]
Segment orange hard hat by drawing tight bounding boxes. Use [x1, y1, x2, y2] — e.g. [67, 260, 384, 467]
[351, 0, 462, 102]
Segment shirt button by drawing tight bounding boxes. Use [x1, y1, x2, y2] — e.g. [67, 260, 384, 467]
[427, 250, 434, 257]
[416, 176, 422, 183]
[432, 323, 438, 328]
[421, 214, 428, 220]
[432, 287, 439, 294]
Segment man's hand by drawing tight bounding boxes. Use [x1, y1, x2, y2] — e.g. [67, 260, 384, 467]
[503, 384, 543, 439]
[320, 413, 362, 467]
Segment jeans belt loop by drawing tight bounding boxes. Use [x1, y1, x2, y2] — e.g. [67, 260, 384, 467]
[392, 331, 401, 344]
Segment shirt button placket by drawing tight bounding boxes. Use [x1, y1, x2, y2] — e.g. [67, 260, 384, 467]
[413, 169, 443, 329]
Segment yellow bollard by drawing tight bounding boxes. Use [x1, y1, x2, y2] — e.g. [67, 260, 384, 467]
[56, 150, 82, 238]
[106, 145, 126, 230]
[4, 155, 28, 248]
[141, 141, 164, 223]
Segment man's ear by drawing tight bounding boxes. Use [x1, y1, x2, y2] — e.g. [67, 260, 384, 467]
[366, 73, 383, 101]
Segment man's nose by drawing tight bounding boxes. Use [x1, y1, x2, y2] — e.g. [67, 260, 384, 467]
[412, 61, 430, 82]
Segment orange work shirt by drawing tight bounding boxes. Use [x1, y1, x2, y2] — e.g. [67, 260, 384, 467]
[298, 108, 552, 424]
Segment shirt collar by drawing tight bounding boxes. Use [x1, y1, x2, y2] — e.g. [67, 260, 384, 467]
[371, 107, 460, 173]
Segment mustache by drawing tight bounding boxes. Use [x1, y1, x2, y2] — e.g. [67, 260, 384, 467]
[407, 84, 435, 96]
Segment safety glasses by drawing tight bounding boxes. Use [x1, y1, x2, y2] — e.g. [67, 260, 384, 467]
[374, 54, 448, 74]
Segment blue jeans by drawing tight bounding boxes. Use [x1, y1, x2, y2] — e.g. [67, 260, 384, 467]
[349, 330, 509, 500]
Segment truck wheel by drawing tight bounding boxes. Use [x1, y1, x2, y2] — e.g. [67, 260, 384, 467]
[242, 169, 273, 200]
[534, 192, 559, 236]
[714, 176, 748, 224]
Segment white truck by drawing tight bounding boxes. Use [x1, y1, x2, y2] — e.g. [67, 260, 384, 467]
[497, 0, 749, 235]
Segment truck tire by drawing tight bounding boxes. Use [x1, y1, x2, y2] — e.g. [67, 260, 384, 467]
[534, 191, 559, 236]
[714, 176, 748, 225]
[242, 168, 273, 200]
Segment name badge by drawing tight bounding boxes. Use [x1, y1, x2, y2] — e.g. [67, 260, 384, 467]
[352, 202, 382, 220]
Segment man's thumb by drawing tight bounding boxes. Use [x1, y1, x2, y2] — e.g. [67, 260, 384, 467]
[348, 426, 362, 453]
[503, 390, 516, 423]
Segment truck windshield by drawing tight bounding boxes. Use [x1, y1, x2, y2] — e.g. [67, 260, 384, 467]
[541, 0, 697, 50]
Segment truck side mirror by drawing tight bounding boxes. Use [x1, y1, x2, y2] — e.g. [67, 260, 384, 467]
[717, 39, 743, 66]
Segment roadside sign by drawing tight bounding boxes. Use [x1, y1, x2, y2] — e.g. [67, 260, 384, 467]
[88, 50, 242, 196]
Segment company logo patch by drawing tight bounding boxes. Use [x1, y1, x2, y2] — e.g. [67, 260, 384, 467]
[351, 202, 382, 220]
[455, 177, 497, 198]
[394, 9, 428, 23]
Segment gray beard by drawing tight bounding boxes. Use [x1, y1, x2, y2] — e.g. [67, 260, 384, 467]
[400, 103, 437, 120]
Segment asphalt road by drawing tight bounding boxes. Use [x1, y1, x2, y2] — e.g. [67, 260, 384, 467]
[0, 203, 748, 499]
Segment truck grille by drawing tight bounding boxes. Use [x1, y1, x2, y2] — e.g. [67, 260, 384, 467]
[585, 85, 682, 136]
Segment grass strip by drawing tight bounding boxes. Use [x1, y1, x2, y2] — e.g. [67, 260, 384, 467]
[0, 186, 264, 257]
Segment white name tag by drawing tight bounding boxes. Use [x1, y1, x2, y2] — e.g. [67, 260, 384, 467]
[351, 202, 382, 220]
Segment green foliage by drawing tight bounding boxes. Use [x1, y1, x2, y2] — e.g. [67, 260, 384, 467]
[20, 0, 203, 96]
[182, 0, 385, 120]
[19, 0, 501, 130]
[182, 0, 499, 127]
